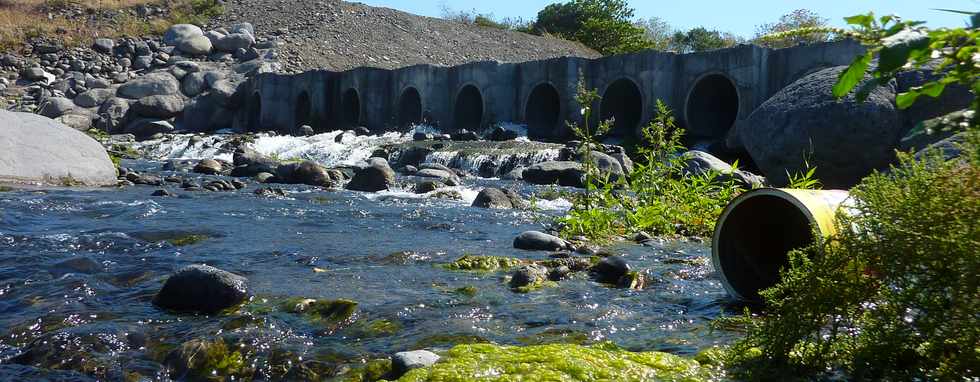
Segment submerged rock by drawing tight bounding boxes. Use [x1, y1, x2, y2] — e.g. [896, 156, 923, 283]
[522, 161, 585, 187]
[444, 255, 524, 272]
[514, 231, 568, 251]
[509, 264, 550, 292]
[153, 264, 249, 314]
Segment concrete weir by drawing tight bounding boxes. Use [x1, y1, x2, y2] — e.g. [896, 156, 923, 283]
[237, 40, 864, 143]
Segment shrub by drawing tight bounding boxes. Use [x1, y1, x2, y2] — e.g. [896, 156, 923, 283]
[728, 131, 980, 380]
[532, 0, 652, 55]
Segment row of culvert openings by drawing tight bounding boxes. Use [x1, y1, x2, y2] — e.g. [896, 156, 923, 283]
[253, 73, 738, 138]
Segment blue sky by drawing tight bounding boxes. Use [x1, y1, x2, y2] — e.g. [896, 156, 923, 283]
[357, 0, 979, 37]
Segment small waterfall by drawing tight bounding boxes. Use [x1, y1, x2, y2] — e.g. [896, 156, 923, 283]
[132, 135, 237, 162]
[248, 131, 410, 167]
[422, 148, 560, 178]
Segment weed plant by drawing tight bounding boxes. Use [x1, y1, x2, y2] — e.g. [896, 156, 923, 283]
[728, 130, 980, 380]
[556, 81, 744, 242]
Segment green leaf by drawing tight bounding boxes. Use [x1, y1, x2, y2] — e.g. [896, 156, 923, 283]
[844, 14, 875, 28]
[879, 29, 931, 73]
[833, 53, 872, 99]
[896, 90, 921, 109]
[919, 81, 947, 98]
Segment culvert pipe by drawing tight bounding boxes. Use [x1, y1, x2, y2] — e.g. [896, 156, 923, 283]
[711, 188, 850, 302]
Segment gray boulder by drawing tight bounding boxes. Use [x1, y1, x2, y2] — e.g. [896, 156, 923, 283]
[514, 231, 568, 251]
[55, 113, 94, 131]
[227, 22, 254, 36]
[522, 161, 585, 187]
[133, 95, 185, 118]
[152, 264, 249, 314]
[163, 24, 204, 46]
[347, 159, 396, 192]
[682, 150, 765, 188]
[180, 72, 207, 97]
[193, 159, 224, 175]
[177, 93, 234, 132]
[37, 97, 75, 118]
[214, 32, 255, 52]
[509, 264, 549, 289]
[95, 98, 130, 133]
[116, 72, 180, 99]
[177, 35, 212, 56]
[275, 161, 334, 187]
[392, 350, 440, 379]
[472, 187, 524, 209]
[0, 110, 117, 186]
[590, 256, 631, 284]
[740, 66, 901, 188]
[92, 38, 114, 53]
[73, 88, 115, 108]
[578, 151, 624, 182]
[415, 168, 459, 186]
[230, 148, 279, 177]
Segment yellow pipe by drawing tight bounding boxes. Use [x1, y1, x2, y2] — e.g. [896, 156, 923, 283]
[711, 188, 850, 302]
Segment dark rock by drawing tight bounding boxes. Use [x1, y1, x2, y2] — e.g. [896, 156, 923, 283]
[353, 126, 371, 136]
[413, 132, 433, 141]
[275, 161, 333, 187]
[151, 189, 176, 197]
[451, 129, 480, 141]
[509, 264, 549, 289]
[116, 72, 180, 99]
[346, 159, 396, 192]
[230, 149, 279, 177]
[92, 38, 115, 53]
[414, 180, 443, 194]
[298, 125, 315, 136]
[522, 161, 585, 187]
[486, 126, 519, 141]
[740, 66, 901, 188]
[133, 95, 184, 118]
[153, 265, 248, 314]
[37, 97, 75, 118]
[74, 89, 114, 108]
[95, 98, 131, 134]
[193, 159, 223, 175]
[254, 187, 287, 197]
[514, 231, 568, 251]
[401, 165, 418, 175]
[590, 256, 630, 284]
[126, 119, 174, 140]
[50, 256, 103, 277]
[472, 187, 524, 209]
[415, 168, 459, 186]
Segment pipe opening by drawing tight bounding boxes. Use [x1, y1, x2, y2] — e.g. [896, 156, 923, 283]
[295, 91, 312, 131]
[685, 74, 739, 141]
[599, 78, 643, 138]
[398, 87, 423, 129]
[715, 193, 815, 301]
[526, 83, 561, 140]
[247, 92, 262, 131]
[341, 88, 360, 129]
[454, 85, 483, 132]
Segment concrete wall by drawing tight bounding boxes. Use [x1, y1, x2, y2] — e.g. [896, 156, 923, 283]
[239, 40, 864, 142]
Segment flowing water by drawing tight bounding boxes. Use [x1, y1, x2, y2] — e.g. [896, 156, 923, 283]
[0, 130, 742, 380]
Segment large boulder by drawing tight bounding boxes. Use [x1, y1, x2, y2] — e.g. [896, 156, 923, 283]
[126, 118, 175, 139]
[214, 32, 255, 52]
[132, 95, 185, 118]
[392, 350, 440, 379]
[73, 89, 115, 108]
[347, 159, 396, 192]
[275, 161, 334, 187]
[94, 98, 131, 133]
[0, 110, 116, 186]
[37, 97, 75, 118]
[116, 72, 180, 99]
[522, 161, 585, 187]
[472, 187, 524, 209]
[177, 93, 234, 133]
[177, 35, 213, 56]
[153, 264, 249, 314]
[682, 150, 766, 188]
[163, 24, 204, 46]
[414, 168, 459, 186]
[230, 148, 279, 177]
[741, 66, 901, 188]
[895, 65, 976, 134]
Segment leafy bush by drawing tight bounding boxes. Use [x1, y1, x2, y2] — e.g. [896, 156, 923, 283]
[169, 0, 224, 26]
[753, 9, 834, 48]
[556, 81, 744, 242]
[670, 27, 742, 53]
[728, 131, 980, 380]
[532, 0, 651, 55]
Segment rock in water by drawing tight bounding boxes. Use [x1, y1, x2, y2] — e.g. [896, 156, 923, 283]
[740, 66, 901, 188]
[392, 350, 440, 378]
[193, 159, 224, 175]
[153, 264, 249, 314]
[514, 231, 568, 251]
[276, 161, 334, 187]
[472, 187, 524, 209]
[0, 110, 116, 186]
[509, 264, 549, 289]
[347, 159, 396, 192]
[590, 256, 630, 284]
[522, 161, 585, 187]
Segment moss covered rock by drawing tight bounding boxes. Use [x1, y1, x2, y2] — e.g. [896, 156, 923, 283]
[395, 343, 714, 382]
[443, 255, 525, 272]
[282, 298, 358, 333]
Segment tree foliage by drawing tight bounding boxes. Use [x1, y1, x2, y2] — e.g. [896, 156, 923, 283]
[671, 27, 742, 53]
[637, 17, 675, 51]
[754, 9, 833, 48]
[532, 0, 651, 55]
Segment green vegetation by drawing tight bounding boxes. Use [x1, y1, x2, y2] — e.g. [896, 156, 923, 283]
[345, 359, 394, 382]
[532, 0, 650, 55]
[282, 298, 359, 333]
[394, 342, 715, 381]
[169, 0, 224, 26]
[167, 339, 249, 381]
[753, 9, 834, 48]
[670, 27, 742, 53]
[166, 234, 209, 247]
[442, 255, 525, 272]
[728, 131, 980, 380]
[0, 185, 13, 192]
[557, 83, 744, 242]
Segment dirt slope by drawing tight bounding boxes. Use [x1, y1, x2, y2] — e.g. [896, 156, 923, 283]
[213, 0, 600, 72]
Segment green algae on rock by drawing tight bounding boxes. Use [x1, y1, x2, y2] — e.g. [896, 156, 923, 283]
[394, 343, 715, 382]
[442, 255, 525, 272]
[282, 298, 359, 333]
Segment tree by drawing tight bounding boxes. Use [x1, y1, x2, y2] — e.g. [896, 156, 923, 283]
[672, 27, 741, 53]
[754, 9, 833, 48]
[637, 17, 676, 51]
[532, 0, 652, 55]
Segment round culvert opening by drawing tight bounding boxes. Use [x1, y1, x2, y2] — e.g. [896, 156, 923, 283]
[248, 92, 262, 131]
[399, 87, 423, 129]
[713, 190, 817, 301]
[685, 74, 739, 141]
[341, 88, 361, 129]
[526, 83, 561, 140]
[599, 78, 643, 138]
[295, 91, 312, 131]
[454, 85, 484, 132]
